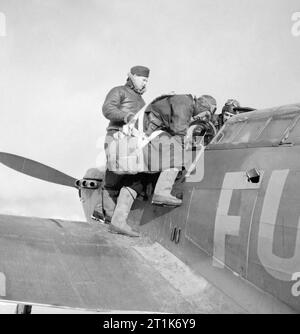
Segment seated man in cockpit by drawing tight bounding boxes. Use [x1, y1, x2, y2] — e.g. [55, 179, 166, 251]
[214, 99, 255, 131]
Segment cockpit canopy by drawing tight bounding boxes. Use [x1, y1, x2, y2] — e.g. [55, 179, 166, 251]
[209, 103, 300, 149]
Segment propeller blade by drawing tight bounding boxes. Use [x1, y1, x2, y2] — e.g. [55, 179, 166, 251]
[0, 152, 78, 188]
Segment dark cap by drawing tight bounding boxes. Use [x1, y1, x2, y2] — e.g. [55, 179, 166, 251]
[130, 65, 150, 77]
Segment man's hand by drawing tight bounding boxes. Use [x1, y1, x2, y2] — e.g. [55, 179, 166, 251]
[122, 121, 135, 136]
[192, 110, 212, 123]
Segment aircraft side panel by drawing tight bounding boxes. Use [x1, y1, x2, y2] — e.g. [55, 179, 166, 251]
[193, 146, 300, 312]
[153, 146, 300, 312]
[247, 166, 300, 312]
[185, 149, 258, 276]
[184, 188, 219, 257]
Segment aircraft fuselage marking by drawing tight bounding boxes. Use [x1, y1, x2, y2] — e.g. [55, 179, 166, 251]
[213, 171, 262, 267]
[258, 170, 300, 281]
[213, 169, 300, 283]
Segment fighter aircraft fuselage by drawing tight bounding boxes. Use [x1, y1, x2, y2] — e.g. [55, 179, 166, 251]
[81, 103, 300, 312]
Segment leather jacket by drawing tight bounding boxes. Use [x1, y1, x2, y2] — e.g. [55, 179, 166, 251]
[144, 94, 196, 137]
[102, 81, 145, 132]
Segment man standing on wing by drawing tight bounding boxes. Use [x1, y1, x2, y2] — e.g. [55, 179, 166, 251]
[93, 65, 150, 237]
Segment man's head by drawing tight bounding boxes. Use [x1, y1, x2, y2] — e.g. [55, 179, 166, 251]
[128, 65, 150, 94]
[194, 95, 217, 121]
[222, 99, 240, 121]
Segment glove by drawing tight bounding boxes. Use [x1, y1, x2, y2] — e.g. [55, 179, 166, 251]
[122, 122, 135, 136]
[122, 113, 136, 136]
[124, 113, 135, 123]
[145, 122, 159, 136]
[193, 110, 211, 122]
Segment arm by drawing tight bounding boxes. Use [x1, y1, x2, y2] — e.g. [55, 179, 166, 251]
[145, 107, 164, 136]
[102, 87, 134, 123]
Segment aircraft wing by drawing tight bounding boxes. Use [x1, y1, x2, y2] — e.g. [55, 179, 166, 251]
[0, 214, 249, 313]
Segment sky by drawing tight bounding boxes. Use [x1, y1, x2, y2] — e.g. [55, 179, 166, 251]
[0, 0, 300, 220]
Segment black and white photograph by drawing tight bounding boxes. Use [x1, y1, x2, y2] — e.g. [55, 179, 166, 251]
[0, 0, 299, 317]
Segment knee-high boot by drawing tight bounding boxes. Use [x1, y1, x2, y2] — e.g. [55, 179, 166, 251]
[109, 187, 139, 237]
[102, 188, 119, 224]
[152, 168, 182, 207]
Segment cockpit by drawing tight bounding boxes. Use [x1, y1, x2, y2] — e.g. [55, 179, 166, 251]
[209, 103, 300, 149]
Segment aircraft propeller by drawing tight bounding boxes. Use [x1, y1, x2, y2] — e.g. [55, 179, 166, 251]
[0, 152, 79, 189]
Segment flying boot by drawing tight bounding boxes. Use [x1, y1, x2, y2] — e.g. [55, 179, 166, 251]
[151, 168, 182, 207]
[91, 188, 105, 223]
[102, 188, 119, 224]
[91, 206, 105, 224]
[109, 186, 140, 237]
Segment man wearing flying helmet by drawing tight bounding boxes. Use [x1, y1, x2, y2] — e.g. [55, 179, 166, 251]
[215, 99, 255, 131]
[143, 93, 217, 207]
